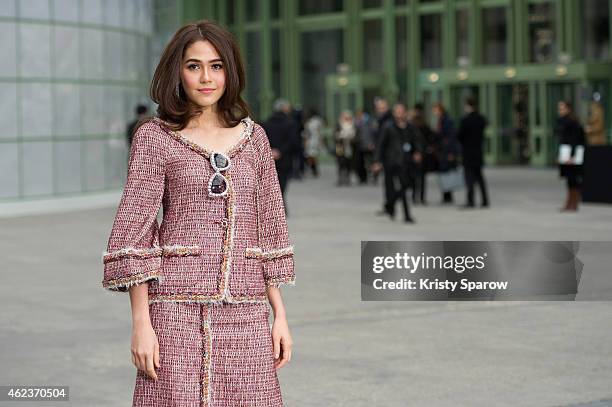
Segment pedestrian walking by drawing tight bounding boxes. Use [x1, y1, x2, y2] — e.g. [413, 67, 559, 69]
[555, 100, 586, 212]
[101, 20, 295, 407]
[373, 97, 394, 213]
[372, 102, 423, 223]
[334, 110, 356, 186]
[302, 108, 324, 177]
[457, 97, 490, 208]
[354, 109, 376, 184]
[432, 103, 461, 204]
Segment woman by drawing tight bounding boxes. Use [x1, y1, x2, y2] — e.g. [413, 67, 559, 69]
[555, 100, 586, 212]
[302, 107, 324, 177]
[432, 103, 460, 204]
[102, 20, 295, 406]
[334, 110, 356, 186]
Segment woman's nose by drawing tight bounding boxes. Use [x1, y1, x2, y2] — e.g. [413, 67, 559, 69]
[200, 67, 211, 82]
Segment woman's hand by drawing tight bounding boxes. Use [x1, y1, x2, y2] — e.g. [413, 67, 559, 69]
[131, 320, 160, 381]
[128, 282, 159, 381]
[272, 314, 293, 370]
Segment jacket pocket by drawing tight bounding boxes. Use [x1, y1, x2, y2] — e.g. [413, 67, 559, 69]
[161, 244, 203, 257]
[244, 247, 263, 259]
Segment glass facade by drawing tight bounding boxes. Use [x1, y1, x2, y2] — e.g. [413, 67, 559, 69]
[528, 2, 556, 63]
[4, 0, 612, 202]
[363, 19, 383, 73]
[420, 13, 442, 69]
[245, 0, 260, 22]
[298, 0, 342, 15]
[582, 0, 611, 60]
[226, 0, 235, 25]
[0, 0, 153, 200]
[214, 0, 610, 167]
[245, 31, 262, 119]
[272, 29, 282, 101]
[482, 7, 507, 65]
[362, 0, 383, 8]
[300, 29, 343, 114]
[271, 0, 280, 20]
[455, 8, 469, 65]
[395, 16, 408, 103]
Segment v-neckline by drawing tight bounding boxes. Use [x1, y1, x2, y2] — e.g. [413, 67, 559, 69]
[155, 116, 254, 159]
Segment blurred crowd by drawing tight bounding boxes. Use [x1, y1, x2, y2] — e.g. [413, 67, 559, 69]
[238, 96, 492, 222]
[329, 97, 491, 223]
[127, 94, 591, 221]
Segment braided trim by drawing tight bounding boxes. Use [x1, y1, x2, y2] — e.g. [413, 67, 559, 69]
[201, 306, 212, 407]
[102, 246, 163, 264]
[161, 245, 203, 257]
[148, 293, 268, 304]
[244, 245, 294, 261]
[265, 275, 296, 288]
[154, 116, 254, 159]
[102, 270, 161, 292]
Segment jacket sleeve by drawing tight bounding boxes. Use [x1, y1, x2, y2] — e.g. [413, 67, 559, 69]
[254, 124, 296, 287]
[101, 120, 166, 292]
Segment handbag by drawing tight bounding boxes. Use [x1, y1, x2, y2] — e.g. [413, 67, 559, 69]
[438, 168, 464, 192]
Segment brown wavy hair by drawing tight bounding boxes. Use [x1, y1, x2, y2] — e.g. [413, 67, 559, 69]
[144, 19, 250, 132]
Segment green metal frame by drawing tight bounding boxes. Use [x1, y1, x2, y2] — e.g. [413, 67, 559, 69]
[183, 0, 612, 167]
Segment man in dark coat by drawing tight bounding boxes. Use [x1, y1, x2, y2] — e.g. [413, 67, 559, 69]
[457, 97, 490, 208]
[372, 102, 423, 223]
[126, 104, 149, 148]
[262, 99, 298, 213]
[373, 97, 394, 213]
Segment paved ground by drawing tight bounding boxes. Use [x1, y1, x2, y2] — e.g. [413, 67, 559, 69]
[1, 164, 611, 406]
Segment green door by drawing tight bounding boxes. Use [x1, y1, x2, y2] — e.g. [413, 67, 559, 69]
[495, 83, 529, 165]
[325, 72, 385, 126]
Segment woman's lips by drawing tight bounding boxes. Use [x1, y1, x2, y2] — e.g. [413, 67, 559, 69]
[198, 88, 215, 94]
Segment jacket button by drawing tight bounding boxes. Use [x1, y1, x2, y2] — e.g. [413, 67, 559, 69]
[220, 218, 229, 228]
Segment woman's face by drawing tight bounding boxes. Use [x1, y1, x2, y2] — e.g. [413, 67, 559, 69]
[180, 40, 226, 109]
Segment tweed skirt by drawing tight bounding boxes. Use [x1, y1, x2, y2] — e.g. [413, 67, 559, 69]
[132, 301, 283, 407]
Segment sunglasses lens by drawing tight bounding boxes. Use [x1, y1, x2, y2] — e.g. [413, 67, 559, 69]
[212, 153, 230, 170]
[210, 173, 227, 195]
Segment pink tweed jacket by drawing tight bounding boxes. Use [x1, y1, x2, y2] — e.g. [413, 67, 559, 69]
[101, 116, 295, 304]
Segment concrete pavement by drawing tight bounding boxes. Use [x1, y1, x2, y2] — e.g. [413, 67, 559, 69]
[1, 164, 611, 406]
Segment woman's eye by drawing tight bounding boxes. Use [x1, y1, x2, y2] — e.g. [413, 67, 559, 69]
[188, 64, 199, 70]
[212, 63, 223, 71]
